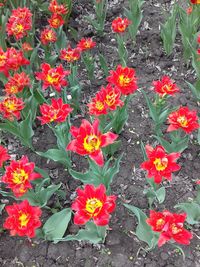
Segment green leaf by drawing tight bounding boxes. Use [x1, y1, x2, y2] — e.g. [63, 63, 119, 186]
[142, 90, 158, 122]
[102, 154, 123, 190]
[98, 53, 109, 77]
[19, 111, 34, 143]
[124, 204, 156, 248]
[56, 221, 106, 244]
[141, 141, 147, 160]
[186, 81, 200, 101]
[175, 202, 200, 225]
[69, 169, 92, 184]
[21, 183, 61, 207]
[43, 208, 72, 241]
[0, 122, 21, 139]
[36, 149, 71, 167]
[161, 4, 178, 55]
[0, 204, 5, 214]
[155, 187, 166, 204]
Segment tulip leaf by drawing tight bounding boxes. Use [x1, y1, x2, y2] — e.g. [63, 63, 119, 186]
[19, 111, 34, 143]
[155, 187, 166, 204]
[161, 4, 178, 55]
[175, 202, 200, 225]
[43, 208, 72, 241]
[69, 169, 93, 184]
[142, 91, 158, 122]
[124, 204, 157, 248]
[0, 204, 5, 214]
[36, 149, 71, 167]
[55, 221, 106, 244]
[20, 183, 62, 207]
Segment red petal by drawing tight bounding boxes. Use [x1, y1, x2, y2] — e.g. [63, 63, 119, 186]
[101, 132, 118, 147]
[90, 150, 104, 166]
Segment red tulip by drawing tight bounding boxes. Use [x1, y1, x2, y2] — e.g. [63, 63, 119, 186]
[67, 119, 118, 166]
[140, 145, 181, 183]
[72, 184, 116, 226]
[4, 200, 42, 238]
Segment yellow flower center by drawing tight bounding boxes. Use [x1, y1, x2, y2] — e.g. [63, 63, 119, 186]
[83, 135, 101, 153]
[153, 157, 168, 171]
[19, 212, 30, 227]
[0, 54, 6, 66]
[85, 198, 103, 215]
[162, 84, 172, 92]
[12, 169, 28, 184]
[105, 92, 116, 106]
[156, 218, 165, 228]
[4, 100, 17, 112]
[118, 75, 131, 87]
[45, 32, 53, 41]
[9, 86, 19, 94]
[49, 109, 58, 122]
[46, 74, 59, 84]
[177, 116, 188, 127]
[14, 23, 24, 34]
[171, 223, 182, 235]
[95, 101, 104, 111]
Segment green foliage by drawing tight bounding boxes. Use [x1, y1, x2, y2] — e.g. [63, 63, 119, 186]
[124, 204, 159, 249]
[42, 208, 72, 241]
[55, 221, 107, 244]
[186, 80, 200, 101]
[37, 149, 71, 168]
[98, 53, 109, 77]
[154, 133, 189, 153]
[175, 202, 200, 225]
[161, 4, 178, 55]
[20, 183, 62, 207]
[144, 184, 166, 208]
[69, 154, 123, 193]
[85, 0, 108, 36]
[124, 0, 144, 41]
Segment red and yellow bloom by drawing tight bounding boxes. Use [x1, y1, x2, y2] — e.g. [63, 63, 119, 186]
[48, 13, 64, 28]
[147, 210, 193, 247]
[72, 184, 116, 226]
[4, 72, 30, 95]
[112, 17, 131, 33]
[101, 84, 123, 111]
[0, 145, 10, 168]
[167, 106, 199, 134]
[40, 27, 57, 45]
[2, 156, 42, 197]
[35, 63, 70, 92]
[22, 42, 33, 51]
[49, 0, 68, 15]
[38, 98, 73, 124]
[88, 84, 123, 116]
[190, 0, 200, 4]
[77, 38, 96, 51]
[66, 119, 118, 166]
[152, 76, 180, 97]
[3, 200, 42, 238]
[88, 91, 108, 116]
[60, 46, 81, 63]
[107, 65, 138, 95]
[6, 7, 32, 40]
[140, 145, 181, 183]
[0, 47, 7, 75]
[2, 47, 30, 76]
[0, 96, 24, 121]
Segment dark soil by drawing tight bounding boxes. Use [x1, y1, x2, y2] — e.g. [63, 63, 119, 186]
[0, 0, 200, 266]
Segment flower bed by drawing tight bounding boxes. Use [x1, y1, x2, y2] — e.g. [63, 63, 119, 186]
[0, 0, 200, 266]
